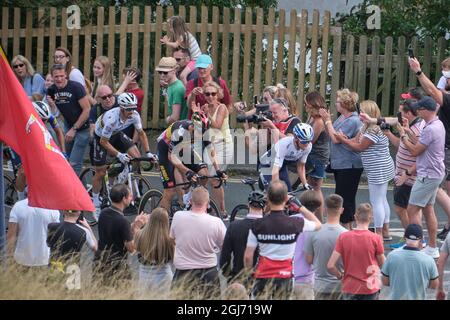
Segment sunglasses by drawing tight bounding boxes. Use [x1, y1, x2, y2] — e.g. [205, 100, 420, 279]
[54, 55, 66, 59]
[13, 63, 24, 69]
[158, 71, 169, 75]
[100, 94, 113, 100]
[204, 92, 217, 97]
[175, 57, 186, 62]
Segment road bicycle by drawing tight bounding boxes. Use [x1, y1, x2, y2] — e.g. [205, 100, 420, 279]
[79, 157, 154, 226]
[138, 175, 226, 223]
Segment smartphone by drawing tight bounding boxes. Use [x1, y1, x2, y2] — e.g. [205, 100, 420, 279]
[397, 111, 403, 126]
[253, 95, 258, 105]
[408, 48, 414, 59]
[355, 102, 361, 115]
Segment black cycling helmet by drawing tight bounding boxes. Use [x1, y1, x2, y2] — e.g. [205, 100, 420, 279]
[248, 191, 266, 209]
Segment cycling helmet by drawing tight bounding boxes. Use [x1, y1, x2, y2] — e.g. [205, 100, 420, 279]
[293, 123, 314, 143]
[191, 111, 210, 132]
[117, 92, 138, 109]
[32, 101, 51, 120]
[248, 191, 266, 209]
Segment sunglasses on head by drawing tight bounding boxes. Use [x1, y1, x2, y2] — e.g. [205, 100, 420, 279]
[100, 93, 113, 100]
[204, 92, 217, 97]
[13, 63, 24, 69]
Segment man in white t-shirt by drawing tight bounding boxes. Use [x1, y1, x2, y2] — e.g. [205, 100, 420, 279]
[170, 187, 226, 298]
[7, 198, 60, 267]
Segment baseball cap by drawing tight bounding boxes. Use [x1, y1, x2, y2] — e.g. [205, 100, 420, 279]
[155, 57, 177, 72]
[404, 224, 423, 240]
[411, 96, 437, 111]
[195, 54, 213, 69]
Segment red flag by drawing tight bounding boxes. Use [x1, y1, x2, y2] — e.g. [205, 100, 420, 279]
[0, 46, 95, 211]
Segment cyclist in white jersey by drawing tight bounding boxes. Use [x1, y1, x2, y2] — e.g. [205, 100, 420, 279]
[261, 123, 314, 191]
[91, 92, 156, 210]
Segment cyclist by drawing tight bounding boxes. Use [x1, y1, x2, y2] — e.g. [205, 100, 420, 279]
[11, 101, 66, 199]
[156, 111, 226, 211]
[260, 123, 314, 192]
[91, 92, 156, 212]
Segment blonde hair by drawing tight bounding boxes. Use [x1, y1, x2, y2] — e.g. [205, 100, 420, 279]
[191, 187, 209, 207]
[355, 203, 373, 223]
[274, 85, 297, 116]
[441, 57, 450, 69]
[336, 88, 358, 112]
[360, 100, 381, 134]
[135, 208, 174, 265]
[203, 80, 224, 100]
[11, 55, 35, 80]
[93, 56, 115, 93]
[263, 85, 278, 99]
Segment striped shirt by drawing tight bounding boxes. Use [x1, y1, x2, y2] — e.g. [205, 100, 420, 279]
[395, 118, 425, 186]
[360, 128, 395, 184]
[188, 33, 201, 60]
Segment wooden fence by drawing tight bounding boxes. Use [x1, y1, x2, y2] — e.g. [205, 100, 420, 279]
[0, 5, 448, 128]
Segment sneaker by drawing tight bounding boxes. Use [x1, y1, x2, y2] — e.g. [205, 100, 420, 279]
[437, 226, 450, 241]
[423, 246, 440, 259]
[389, 237, 405, 249]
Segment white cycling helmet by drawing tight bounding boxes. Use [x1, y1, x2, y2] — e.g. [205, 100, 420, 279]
[117, 92, 138, 110]
[32, 101, 51, 120]
[293, 123, 314, 143]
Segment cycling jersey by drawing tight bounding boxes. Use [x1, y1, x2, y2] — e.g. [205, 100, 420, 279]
[261, 136, 312, 168]
[247, 211, 315, 279]
[47, 115, 60, 130]
[157, 120, 193, 147]
[94, 107, 142, 139]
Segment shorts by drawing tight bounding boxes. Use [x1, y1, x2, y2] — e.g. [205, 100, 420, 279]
[90, 132, 134, 166]
[306, 157, 327, 179]
[445, 148, 450, 180]
[157, 139, 207, 189]
[393, 184, 412, 209]
[409, 176, 442, 207]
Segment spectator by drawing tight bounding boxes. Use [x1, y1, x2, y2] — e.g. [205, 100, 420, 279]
[201, 80, 233, 216]
[327, 203, 385, 300]
[53, 47, 89, 92]
[155, 57, 188, 124]
[186, 54, 232, 117]
[260, 98, 301, 142]
[95, 184, 149, 286]
[116, 67, 144, 115]
[335, 100, 395, 239]
[92, 55, 115, 98]
[381, 224, 439, 300]
[6, 198, 60, 268]
[134, 208, 175, 298]
[244, 180, 321, 299]
[409, 57, 450, 241]
[274, 84, 298, 116]
[223, 282, 249, 300]
[47, 210, 97, 267]
[292, 190, 322, 300]
[173, 47, 199, 85]
[319, 89, 363, 229]
[304, 91, 330, 221]
[161, 15, 201, 85]
[170, 187, 226, 298]
[11, 55, 45, 99]
[304, 194, 347, 300]
[437, 57, 450, 92]
[220, 191, 265, 284]
[400, 96, 445, 259]
[46, 64, 91, 176]
[261, 85, 278, 103]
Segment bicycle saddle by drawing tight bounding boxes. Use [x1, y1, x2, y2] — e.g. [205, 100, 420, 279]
[241, 177, 258, 186]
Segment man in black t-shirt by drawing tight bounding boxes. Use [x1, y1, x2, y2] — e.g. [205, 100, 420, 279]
[95, 184, 148, 285]
[47, 210, 97, 267]
[46, 64, 91, 176]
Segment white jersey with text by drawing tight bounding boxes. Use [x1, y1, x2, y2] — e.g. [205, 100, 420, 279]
[94, 107, 142, 139]
[261, 136, 312, 168]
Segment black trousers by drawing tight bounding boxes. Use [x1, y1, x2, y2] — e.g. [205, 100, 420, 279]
[333, 168, 363, 224]
[252, 278, 293, 300]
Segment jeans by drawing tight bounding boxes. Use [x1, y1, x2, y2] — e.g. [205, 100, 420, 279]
[65, 127, 89, 176]
[137, 263, 173, 298]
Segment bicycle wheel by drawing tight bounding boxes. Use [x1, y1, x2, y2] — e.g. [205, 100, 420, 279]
[125, 173, 152, 216]
[79, 167, 96, 195]
[230, 204, 249, 223]
[207, 199, 223, 222]
[138, 189, 163, 215]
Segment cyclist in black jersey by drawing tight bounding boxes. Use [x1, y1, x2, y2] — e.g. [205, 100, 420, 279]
[157, 112, 226, 211]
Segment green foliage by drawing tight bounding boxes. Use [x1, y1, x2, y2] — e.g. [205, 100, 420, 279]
[335, 0, 450, 41]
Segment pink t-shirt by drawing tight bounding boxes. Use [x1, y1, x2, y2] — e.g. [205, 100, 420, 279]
[335, 229, 384, 295]
[170, 210, 226, 270]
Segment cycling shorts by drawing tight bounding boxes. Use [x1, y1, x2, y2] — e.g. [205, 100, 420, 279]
[90, 132, 134, 166]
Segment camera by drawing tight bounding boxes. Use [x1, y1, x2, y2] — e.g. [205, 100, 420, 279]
[380, 122, 391, 131]
[236, 103, 272, 123]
